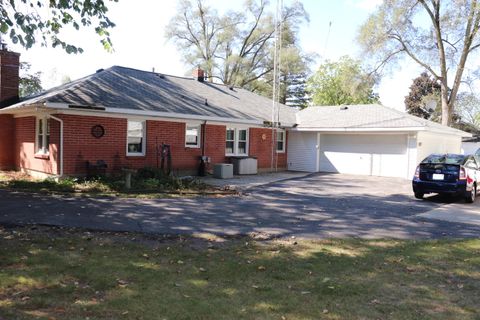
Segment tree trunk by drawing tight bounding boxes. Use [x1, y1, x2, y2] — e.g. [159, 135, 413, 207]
[440, 80, 451, 126]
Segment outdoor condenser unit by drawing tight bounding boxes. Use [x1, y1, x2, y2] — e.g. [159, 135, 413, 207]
[232, 157, 258, 175]
[213, 163, 234, 179]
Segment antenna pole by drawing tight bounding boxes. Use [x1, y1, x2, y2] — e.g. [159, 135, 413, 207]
[271, 0, 283, 173]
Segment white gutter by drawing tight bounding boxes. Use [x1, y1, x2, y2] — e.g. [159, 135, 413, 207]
[46, 114, 64, 178]
[290, 126, 471, 137]
[290, 127, 427, 132]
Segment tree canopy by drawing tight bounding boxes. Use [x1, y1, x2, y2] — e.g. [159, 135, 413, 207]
[0, 0, 117, 53]
[456, 92, 480, 130]
[19, 62, 43, 97]
[404, 72, 441, 121]
[357, 0, 480, 126]
[165, 0, 311, 105]
[307, 56, 379, 106]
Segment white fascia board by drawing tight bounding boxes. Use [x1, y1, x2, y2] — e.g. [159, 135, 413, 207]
[290, 127, 426, 133]
[0, 104, 42, 114]
[44, 102, 264, 126]
[425, 127, 472, 138]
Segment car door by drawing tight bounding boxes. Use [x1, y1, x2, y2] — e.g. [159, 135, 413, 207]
[464, 156, 479, 185]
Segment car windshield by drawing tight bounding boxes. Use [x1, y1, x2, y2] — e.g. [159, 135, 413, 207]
[422, 154, 465, 165]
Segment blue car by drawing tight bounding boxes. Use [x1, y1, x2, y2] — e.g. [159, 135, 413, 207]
[412, 153, 479, 203]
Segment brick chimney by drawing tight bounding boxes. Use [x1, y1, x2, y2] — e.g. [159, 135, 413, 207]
[193, 68, 205, 82]
[0, 46, 20, 108]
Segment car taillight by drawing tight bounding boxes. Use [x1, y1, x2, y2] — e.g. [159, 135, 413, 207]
[459, 167, 467, 180]
[414, 166, 420, 178]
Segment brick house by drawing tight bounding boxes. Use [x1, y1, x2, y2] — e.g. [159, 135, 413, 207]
[0, 49, 295, 178]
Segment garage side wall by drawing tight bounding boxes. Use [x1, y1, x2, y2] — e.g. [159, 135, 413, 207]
[461, 142, 480, 155]
[416, 131, 462, 164]
[287, 131, 318, 172]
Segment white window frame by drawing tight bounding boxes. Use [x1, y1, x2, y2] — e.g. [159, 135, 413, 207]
[126, 120, 146, 156]
[276, 129, 285, 153]
[35, 116, 50, 155]
[225, 127, 249, 156]
[185, 123, 201, 148]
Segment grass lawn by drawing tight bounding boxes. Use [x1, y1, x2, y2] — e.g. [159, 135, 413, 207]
[0, 226, 479, 320]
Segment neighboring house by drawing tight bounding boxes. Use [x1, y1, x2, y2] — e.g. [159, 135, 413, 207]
[462, 136, 480, 155]
[0, 49, 294, 178]
[0, 48, 471, 180]
[288, 104, 471, 179]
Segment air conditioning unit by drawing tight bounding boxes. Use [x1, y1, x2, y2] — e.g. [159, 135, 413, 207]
[232, 157, 258, 175]
[213, 163, 233, 179]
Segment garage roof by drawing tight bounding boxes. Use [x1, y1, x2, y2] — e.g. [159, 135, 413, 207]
[295, 104, 471, 137]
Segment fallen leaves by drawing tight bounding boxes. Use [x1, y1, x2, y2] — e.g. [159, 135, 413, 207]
[117, 279, 129, 287]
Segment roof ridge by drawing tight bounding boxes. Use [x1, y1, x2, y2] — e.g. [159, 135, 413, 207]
[110, 65, 243, 90]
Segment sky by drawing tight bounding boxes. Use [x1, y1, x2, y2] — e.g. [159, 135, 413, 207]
[6, 0, 424, 111]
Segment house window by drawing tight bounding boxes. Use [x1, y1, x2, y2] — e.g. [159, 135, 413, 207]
[185, 124, 201, 148]
[226, 128, 235, 154]
[127, 120, 146, 156]
[237, 129, 247, 155]
[36, 117, 50, 154]
[226, 127, 249, 156]
[276, 130, 285, 153]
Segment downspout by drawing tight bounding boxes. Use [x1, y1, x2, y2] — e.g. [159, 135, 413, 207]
[47, 114, 64, 178]
[201, 120, 207, 157]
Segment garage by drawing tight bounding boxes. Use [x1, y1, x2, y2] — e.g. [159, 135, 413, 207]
[319, 134, 409, 178]
[288, 104, 470, 179]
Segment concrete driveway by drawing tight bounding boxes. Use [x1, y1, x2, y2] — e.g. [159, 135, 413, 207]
[1, 173, 479, 239]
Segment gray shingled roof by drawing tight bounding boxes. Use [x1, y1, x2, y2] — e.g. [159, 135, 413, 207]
[6, 65, 297, 125]
[1, 67, 469, 136]
[296, 104, 469, 136]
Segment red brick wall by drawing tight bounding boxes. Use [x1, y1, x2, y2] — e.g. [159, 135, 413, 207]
[14, 116, 59, 175]
[249, 128, 287, 169]
[0, 114, 14, 169]
[59, 115, 229, 175]
[0, 50, 20, 108]
[204, 124, 227, 166]
[10, 114, 288, 176]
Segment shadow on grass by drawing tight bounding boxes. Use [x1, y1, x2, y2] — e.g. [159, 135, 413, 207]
[0, 227, 479, 320]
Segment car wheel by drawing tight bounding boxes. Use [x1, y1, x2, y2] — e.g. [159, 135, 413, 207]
[465, 185, 476, 203]
[414, 192, 424, 199]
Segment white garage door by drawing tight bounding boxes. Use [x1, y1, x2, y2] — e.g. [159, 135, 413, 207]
[319, 134, 409, 178]
[287, 131, 318, 172]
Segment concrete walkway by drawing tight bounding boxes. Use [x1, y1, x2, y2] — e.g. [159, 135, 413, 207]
[418, 203, 480, 226]
[199, 171, 310, 190]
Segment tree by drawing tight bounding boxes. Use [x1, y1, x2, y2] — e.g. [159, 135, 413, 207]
[456, 92, 480, 129]
[165, 0, 310, 103]
[307, 56, 379, 106]
[284, 71, 310, 109]
[358, 0, 480, 126]
[19, 62, 43, 97]
[404, 72, 441, 121]
[0, 0, 117, 53]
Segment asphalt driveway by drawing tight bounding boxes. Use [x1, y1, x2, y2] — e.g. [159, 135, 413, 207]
[1, 173, 479, 239]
